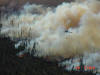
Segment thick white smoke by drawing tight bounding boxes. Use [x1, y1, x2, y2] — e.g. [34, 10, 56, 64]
[0, 0, 100, 72]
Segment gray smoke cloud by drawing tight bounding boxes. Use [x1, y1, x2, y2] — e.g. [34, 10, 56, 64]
[0, 0, 100, 72]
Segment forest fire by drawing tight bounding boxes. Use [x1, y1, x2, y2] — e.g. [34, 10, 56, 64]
[0, 0, 100, 75]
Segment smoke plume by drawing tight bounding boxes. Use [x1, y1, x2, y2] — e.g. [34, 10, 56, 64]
[0, 0, 100, 72]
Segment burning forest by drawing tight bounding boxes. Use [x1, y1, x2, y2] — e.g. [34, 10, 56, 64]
[0, 0, 100, 75]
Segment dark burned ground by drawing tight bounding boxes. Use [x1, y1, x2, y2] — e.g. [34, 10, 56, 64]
[0, 37, 97, 75]
[0, 37, 66, 75]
